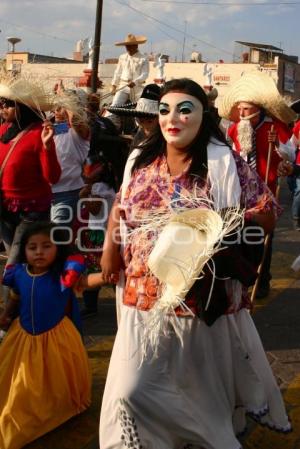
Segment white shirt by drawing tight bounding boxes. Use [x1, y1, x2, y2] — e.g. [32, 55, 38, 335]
[52, 128, 89, 193]
[111, 51, 149, 87]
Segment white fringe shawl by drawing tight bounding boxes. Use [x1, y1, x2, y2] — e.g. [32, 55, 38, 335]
[129, 140, 243, 359]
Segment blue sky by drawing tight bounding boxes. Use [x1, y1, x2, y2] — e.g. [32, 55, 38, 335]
[0, 0, 299, 63]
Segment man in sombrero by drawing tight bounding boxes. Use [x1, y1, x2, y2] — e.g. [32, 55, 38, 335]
[107, 83, 160, 151]
[110, 33, 149, 106]
[219, 70, 296, 298]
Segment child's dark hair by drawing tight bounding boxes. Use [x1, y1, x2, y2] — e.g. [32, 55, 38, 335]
[17, 222, 75, 276]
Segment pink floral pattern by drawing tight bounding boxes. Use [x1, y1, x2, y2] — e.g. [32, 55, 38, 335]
[121, 150, 280, 312]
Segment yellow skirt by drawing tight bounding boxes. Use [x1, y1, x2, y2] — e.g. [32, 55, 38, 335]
[0, 317, 91, 449]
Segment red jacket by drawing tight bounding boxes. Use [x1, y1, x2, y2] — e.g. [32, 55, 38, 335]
[228, 118, 291, 194]
[293, 121, 300, 165]
[0, 123, 61, 205]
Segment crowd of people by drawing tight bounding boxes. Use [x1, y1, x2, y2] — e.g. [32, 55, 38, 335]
[0, 31, 299, 449]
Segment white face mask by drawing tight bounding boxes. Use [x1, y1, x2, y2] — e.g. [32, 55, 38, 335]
[240, 110, 260, 121]
[159, 92, 203, 150]
[237, 102, 261, 121]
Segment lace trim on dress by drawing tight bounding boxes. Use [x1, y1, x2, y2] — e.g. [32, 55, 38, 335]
[118, 399, 144, 449]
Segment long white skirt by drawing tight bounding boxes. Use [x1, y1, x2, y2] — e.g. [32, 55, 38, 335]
[99, 306, 291, 449]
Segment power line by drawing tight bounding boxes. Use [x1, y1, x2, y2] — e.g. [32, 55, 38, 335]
[0, 18, 74, 44]
[114, 0, 237, 59]
[113, 0, 201, 59]
[137, 0, 300, 4]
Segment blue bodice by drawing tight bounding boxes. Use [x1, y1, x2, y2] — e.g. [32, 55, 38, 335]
[3, 264, 81, 335]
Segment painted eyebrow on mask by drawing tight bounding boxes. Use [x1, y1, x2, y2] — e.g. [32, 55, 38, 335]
[159, 100, 196, 112]
[177, 100, 195, 110]
[158, 102, 170, 114]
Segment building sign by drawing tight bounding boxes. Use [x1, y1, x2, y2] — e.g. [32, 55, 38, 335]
[213, 74, 230, 84]
[283, 62, 295, 93]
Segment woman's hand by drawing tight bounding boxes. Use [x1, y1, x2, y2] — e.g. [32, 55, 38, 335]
[41, 120, 54, 150]
[100, 248, 123, 283]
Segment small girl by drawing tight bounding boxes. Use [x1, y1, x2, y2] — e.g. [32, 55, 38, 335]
[0, 221, 112, 449]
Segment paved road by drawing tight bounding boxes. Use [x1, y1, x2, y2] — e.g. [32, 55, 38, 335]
[1, 182, 299, 449]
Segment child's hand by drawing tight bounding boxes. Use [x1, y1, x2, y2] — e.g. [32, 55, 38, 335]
[79, 184, 92, 199]
[73, 275, 86, 294]
[108, 273, 119, 284]
[0, 313, 12, 331]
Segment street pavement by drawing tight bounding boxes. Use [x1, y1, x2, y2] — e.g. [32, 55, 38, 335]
[0, 181, 299, 449]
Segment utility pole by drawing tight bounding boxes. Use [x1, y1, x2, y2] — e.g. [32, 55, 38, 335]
[181, 20, 187, 63]
[91, 0, 103, 93]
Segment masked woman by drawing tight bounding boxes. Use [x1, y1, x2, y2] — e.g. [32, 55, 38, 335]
[100, 78, 291, 449]
[0, 77, 61, 268]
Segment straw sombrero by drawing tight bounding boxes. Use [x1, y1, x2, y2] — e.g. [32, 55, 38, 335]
[115, 33, 147, 46]
[139, 206, 239, 357]
[148, 208, 224, 299]
[0, 77, 53, 112]
[219, 70, 296, 124]
[107, 83, 160, 118]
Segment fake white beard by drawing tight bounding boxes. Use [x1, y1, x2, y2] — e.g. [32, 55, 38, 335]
[237, 119, 254, 158]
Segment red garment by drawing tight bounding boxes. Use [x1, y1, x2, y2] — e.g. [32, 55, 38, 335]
[293, 121, 300, 165]
[293, 120, 300, 139]
[228, 118, 291, 194]
[0, 123, 61, 207]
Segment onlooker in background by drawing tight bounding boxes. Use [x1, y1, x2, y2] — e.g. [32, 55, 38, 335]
[278, 119, 300, 230]
[290, 119, 300, 228]
[85, 93, 128, 187]
[219, 70, 296, 299]
[51, 86, 90, 227]
[0, 76, 61, 272]
[107, 83, 160, 153]
[79, 163, 116, 317]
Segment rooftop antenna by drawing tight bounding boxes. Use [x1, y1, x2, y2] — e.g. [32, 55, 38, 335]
[7, 37, 21, 52]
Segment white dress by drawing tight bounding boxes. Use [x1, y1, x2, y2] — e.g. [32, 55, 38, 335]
[100, 142, 291, 449]
[100, 307, 290, 449]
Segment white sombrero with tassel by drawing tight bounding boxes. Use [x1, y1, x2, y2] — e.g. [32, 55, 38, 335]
[142, 205, 242, 357]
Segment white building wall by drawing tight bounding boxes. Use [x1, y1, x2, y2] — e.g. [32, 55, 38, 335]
[20, 59, 300, 106]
